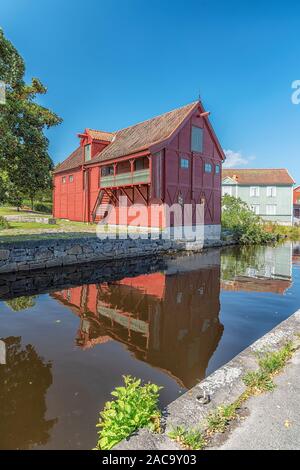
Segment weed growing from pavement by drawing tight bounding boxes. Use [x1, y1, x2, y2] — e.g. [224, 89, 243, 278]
[168, 426, 206, 450]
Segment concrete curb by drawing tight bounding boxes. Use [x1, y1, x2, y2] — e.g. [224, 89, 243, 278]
[116, 309, 300, 450]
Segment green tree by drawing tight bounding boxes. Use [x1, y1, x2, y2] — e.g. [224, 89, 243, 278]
[0, 28, 62, 208]
[5, 296, 37, 312]
[222, 195, 276, 244]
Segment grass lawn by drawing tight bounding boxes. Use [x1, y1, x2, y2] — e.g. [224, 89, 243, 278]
[0, 208, 98, 242]
[0, 206, 50, 217]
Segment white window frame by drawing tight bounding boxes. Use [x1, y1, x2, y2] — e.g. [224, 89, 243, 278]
[84, 144, 91, 162]
[266, 204, 277, 216]
[222, 186, 232, 197]
[250, 186, 260, 197]
[267, 186, 277, 197]
[250, 204, 260, 215]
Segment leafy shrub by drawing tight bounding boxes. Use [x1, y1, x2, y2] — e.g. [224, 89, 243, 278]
[0, 215, 10, 230]
[222, 195, 277, 245]
[95, 375, 162, 450]
[33, 202, 52, 214]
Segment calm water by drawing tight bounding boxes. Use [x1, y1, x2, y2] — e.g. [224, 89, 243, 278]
[1, 242, 300, 449]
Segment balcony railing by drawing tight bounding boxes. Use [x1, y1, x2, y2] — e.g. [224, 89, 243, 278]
[100, 169, 150, 188]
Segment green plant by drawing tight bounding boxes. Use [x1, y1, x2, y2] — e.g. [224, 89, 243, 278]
[33, 202, 52, 214]
[206, 403, 238, 433]
[168, 425, 206, 450]
[222, 195, 277, 245]
[258, 342, 293, 374]
[0, 215, 10, 230]
[5, 296, 36, 312]
[95, 375, 162, 450]
[243, 370, 275, 393]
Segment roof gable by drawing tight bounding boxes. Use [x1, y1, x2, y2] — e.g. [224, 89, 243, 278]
[222, 176, 238, 185]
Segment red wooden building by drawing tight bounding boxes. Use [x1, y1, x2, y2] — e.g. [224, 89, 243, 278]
[53, 100, 225, 238]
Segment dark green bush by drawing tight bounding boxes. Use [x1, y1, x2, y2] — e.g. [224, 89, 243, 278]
[0, 215, 10, 230]
[33, 202, 52, 214]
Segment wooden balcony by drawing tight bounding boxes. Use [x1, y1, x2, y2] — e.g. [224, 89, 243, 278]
[100, 168, 150, 188]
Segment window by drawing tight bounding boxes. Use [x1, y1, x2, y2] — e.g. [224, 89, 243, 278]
[267, 186, 277, 197]
[69, 175, 74, 183]
[84, 144, 91, 162]
[250, 204, 260, 215]
[205, 163, 212, 173]
[191, 126, 203, 153]
[215, 165, 220, 174]
[134, 157, 148, 171]
[222, 186, 232, 196]
[266, 204, 277, 215]
[250, 186, 260, 197]
[62, 176, 66, 184]
[101, 166, 114, 176]
[180, 157, 189, 169]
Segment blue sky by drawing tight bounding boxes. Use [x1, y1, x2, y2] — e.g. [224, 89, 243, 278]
[1, 0, 300, 181]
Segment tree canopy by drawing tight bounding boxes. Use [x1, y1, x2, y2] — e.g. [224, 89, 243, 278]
[0, 28, 62, 206]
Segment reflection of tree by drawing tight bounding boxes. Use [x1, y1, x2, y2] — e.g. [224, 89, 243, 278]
[5, 296, 36, 312]
[0, 336, 56, 450]
[221, 246, 266, 281]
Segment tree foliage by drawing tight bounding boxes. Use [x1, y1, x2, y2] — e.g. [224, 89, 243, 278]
[222, 195, 276, 244]
[0, 28, 62, 206]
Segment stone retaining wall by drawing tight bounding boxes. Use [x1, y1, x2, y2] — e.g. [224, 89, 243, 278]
[0, 236, 186, 274]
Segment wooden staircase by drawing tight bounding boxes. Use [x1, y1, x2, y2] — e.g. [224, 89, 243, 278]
[91, 190, 111, 222]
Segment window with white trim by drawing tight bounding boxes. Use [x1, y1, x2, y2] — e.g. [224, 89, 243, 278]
[191, 126, 203, 153]
[180, 157, 189, 169]
[250, 204, 260, 215]
[69, 175, 74, 183]
[222, 186, 232, 196]
[267, 186, 277, 197]
[266, 204, 277, 215]
[84, 144, 91, 162]
[62, 176, 66, 184]
[250, 186, 260, 197]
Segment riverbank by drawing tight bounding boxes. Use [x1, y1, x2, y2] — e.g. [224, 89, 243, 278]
[0, 235, 235, 274]
[116, 309, 300, 450]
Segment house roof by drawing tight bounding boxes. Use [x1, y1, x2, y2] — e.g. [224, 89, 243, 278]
[86, 129, 115, 142]
[88, 101, 199, 164]
[54, 100, 224, 173]
[222, 169, 295, 185]
[54, 146, 83, 174]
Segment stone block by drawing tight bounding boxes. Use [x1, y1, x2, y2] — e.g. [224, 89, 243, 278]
[67, 245, 82, 255]
[0, 249, 10, 261]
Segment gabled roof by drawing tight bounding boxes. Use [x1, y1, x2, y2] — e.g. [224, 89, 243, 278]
[88, 101, 199, 164]
[86, 129, 115, 142]
[54, 100, 225, 173]
[222, 169, 295, 185]
[54, 146, 83, 174]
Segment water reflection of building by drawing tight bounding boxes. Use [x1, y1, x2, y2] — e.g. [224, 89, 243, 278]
[292, 242, 300, 265]
[52, 251, 223, 389]
[221, 244, 292, 294]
